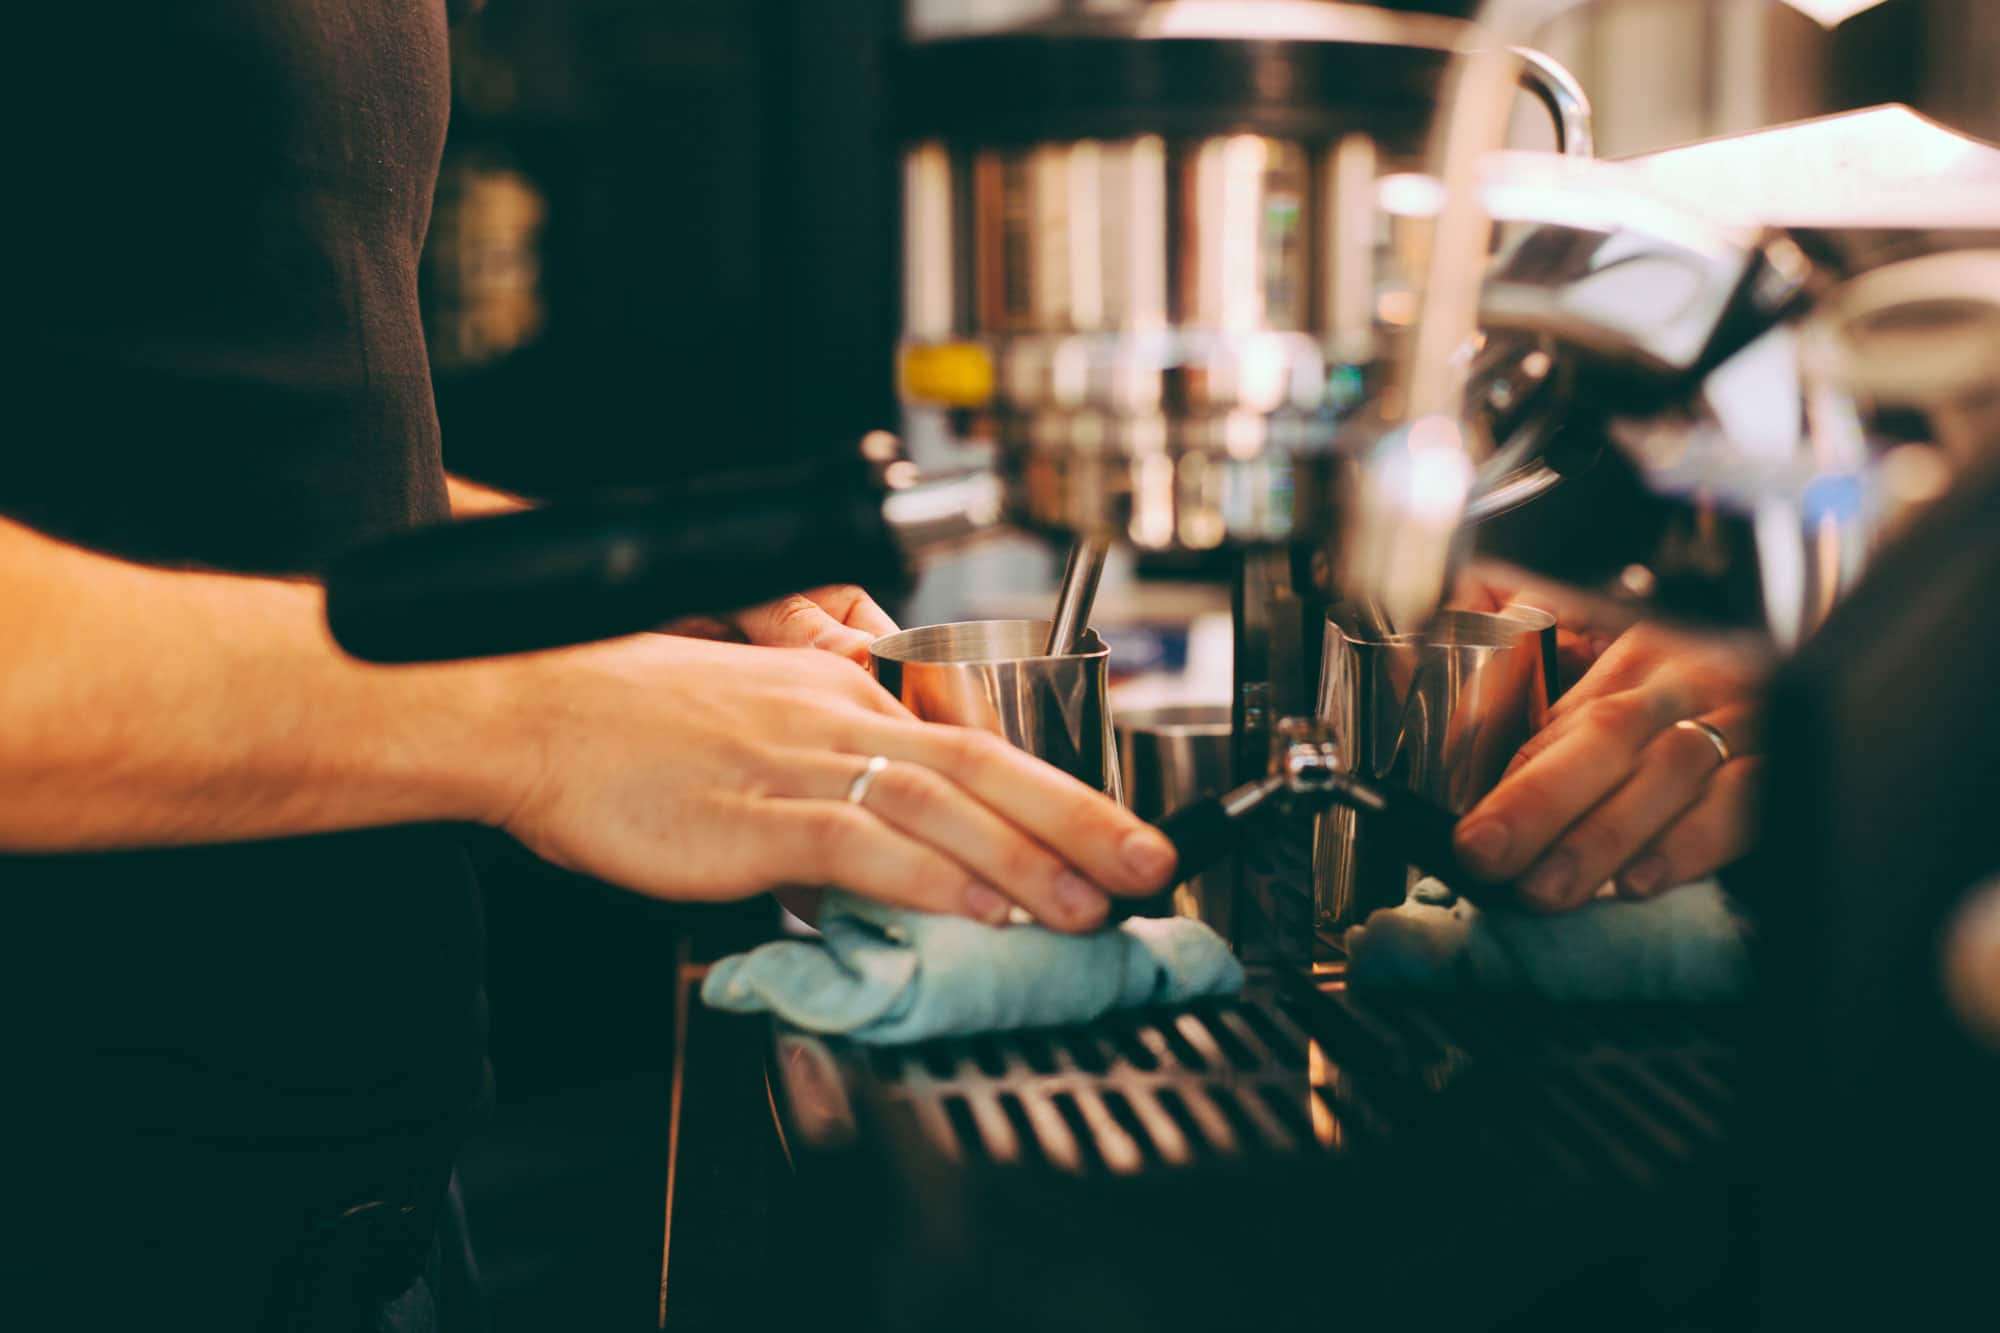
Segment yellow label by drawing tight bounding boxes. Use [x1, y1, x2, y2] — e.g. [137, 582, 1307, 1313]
[900, 342, 994, 407]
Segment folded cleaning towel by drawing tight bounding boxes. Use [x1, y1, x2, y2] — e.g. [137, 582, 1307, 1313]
[701, 892, 1245, 1044]
[1344, 878, 1753, 1002]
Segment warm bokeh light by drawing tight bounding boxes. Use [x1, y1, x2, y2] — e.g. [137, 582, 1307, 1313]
[1778, 0, 1894, 26]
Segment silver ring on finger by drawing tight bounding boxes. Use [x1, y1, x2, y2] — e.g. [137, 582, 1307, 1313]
[845, 754, 891, 807]
[1673, 717, 1733, 768]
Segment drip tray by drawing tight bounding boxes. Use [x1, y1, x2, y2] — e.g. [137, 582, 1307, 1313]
[767, 971, 1746, 1333]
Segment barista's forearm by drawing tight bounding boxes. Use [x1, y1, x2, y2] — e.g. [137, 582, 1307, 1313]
[0, 519, 523, 852]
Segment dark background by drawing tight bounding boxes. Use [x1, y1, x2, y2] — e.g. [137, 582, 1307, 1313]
[433, 0, 901, 500]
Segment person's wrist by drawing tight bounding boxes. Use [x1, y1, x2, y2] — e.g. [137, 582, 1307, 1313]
[443, 652, 556, 831]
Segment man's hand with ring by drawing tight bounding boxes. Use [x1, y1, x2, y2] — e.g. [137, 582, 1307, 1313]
[491, 633, 1177, 932]
[1452, 621, 1770, 912]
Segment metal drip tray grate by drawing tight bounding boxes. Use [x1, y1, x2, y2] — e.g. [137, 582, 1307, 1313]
[850, 998, 1336, 1172]
[774, 974, 1742, 1196]
[1291, 980, 1741, 1192]
[768, 975, 1747, 1333]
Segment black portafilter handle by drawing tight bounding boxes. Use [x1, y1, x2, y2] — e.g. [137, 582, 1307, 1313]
[1346, 778, 1512, 907]
[1150, 773, 1512, 910]
[1153, 797, 1241, 884]
[324, 468, 908, 663]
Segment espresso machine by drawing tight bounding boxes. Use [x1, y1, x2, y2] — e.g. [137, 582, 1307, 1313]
[323, 1, 2000, 1327]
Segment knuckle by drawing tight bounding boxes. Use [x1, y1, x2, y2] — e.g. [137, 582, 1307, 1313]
[1510, 729, 1558, 768]
[921, 856, 981, 903]
[1655, 809, 1731, 876]
[800, 803, 869, 861]
[733, 743, 791, 795]
[995, 838, 1059, 890]
[1622, 622, 1670, 653]
[1581, 691, 1649, 739]
[939, 724, 1008, 772]
[1069, 787, 1132, 838]
[1560, 813, 1634, 873]
[874, 763, 941, 819]
[1492, 768, 1561, 825]
[772, 594, 823, 627]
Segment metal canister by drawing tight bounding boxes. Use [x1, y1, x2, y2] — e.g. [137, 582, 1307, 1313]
[1115, 704, 1234, 934]
[869, 619, 1120, 799]
[1314, 607, 1553, 930]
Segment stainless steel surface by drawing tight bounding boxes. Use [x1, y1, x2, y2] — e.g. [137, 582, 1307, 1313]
[908, 0, 1467, 46]
[1045, 539, 1110, 655]
[1116, 704, 1234, 935]
[1475, 153, 1809, 376]
[871, 619, 1121, 798]
[1366, 4, 1980, 637]
[1513, 44, 1593, 159]
[1802, 249, 2000, 468]
[1222, 774, 1289, 819]
[898, 5, 1596, 556]
[1746, 246, 2000, 644]
[1313, 607, 1552, 930]
[880, 469, 1012, 562]
[1625, 104, 2000, 243]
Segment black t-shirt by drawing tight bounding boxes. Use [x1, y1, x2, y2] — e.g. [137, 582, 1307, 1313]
[0, 0, 488, 1159]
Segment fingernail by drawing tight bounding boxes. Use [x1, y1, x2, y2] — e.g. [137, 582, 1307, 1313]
[1521, 851, 1576, 906]
[963, 884, 1012, 925]
[1053, 872, 1108, 926]
[1618, 856, 1667, 899]
[1121, 830, 1177, 886]
[1455, 819, 1511, 872]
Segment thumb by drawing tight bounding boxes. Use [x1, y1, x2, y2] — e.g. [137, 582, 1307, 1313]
[733, 593, 878, 664]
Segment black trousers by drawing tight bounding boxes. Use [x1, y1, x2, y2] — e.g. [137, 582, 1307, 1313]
[359, 1177, 489, 1333]
[2, 1134, 489, 1333]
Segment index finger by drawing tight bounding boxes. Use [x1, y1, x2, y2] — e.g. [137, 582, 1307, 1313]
[803, 584, 901, 639]
[850, 718, 1177, 897]
[1454, 685, 1690, 880]
[735, 593, 879, 664]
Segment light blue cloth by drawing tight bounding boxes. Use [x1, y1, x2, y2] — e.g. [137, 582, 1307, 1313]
[1344, 878, 1753, 1002]
[701, 892, 1245, 1044]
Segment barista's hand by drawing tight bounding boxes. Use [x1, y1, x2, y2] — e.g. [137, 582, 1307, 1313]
[662, 585, 899, 665]
[491, 633, 1174, 930]
[1450, 560, 1632, 693]
[1452, 621, 1769, 912]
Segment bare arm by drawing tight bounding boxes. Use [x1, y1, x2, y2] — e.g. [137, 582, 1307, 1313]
[0, 517, 1174, 928]
[0, 517, 505, 850]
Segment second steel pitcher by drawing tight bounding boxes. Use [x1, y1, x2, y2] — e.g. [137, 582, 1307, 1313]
[1314, 607, 1554, 931]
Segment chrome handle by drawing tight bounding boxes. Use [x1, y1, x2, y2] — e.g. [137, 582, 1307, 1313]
[1512, 46, 1595, 159]
[1456, 48, 1593, 526]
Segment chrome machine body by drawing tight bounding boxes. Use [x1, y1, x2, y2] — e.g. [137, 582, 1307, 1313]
[889, 0, 2000, 961]
[895, 0, 1601, 960]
